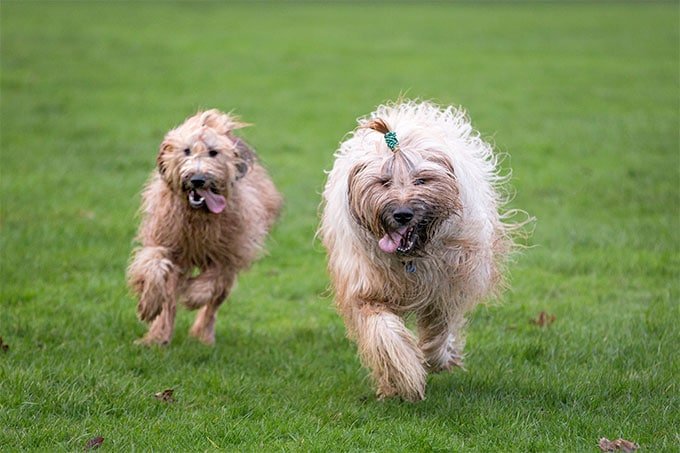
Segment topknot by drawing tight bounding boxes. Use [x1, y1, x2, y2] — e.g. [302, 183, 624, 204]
[363, 118, 392, 135]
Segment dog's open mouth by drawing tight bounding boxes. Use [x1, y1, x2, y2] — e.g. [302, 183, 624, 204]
[188, 188, 226, 214]
[378, 226, 417, 255]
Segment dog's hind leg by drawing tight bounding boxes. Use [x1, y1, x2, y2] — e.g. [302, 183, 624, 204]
[350, 303, 427, 402]
[417, 307, 466, 373]
[127, 246, 179, 345]
[186, 268, 236, 345]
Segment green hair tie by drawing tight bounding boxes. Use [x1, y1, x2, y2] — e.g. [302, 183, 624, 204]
[384, 131, 399, 151]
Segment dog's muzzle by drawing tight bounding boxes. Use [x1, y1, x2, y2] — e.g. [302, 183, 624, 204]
[185, 173, 226, 214]
[378, 207, 419, 255]
[379, 225, 417, 255]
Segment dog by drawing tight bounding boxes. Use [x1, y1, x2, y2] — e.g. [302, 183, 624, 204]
[320, 101, 526, 401]
[127, 109, 282, 346]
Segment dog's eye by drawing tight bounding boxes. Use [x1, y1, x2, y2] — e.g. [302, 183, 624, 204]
[379, 178, 391, 187]
[184, 148, 191, 156]
[209, 150, 219, 157]
[414, 178, 427, 186]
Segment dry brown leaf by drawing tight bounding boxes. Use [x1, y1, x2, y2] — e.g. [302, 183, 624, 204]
[79, 210, 96, 220]
[598, 437, 639, 452]
[530, 311, 556, 327]
[84, 436, 104, 450]
[154, 388, 175, 403]
[0, 337, 9, 352]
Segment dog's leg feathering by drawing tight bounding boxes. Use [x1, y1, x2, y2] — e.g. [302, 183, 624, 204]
[127, 246, 178, 345]
[138, 297, 177, 346]
[186, 268, 236, 345]
[418, 308, 466, 373]
[127, 246, 177, 322]
[351, 303, 427, 402]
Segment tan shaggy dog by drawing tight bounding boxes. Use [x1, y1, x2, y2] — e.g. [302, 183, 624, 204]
[127, 109, 282, 346]
[320, 101, 527, 401]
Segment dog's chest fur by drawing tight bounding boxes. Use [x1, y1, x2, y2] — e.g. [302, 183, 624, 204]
[356, 228, 488, 315]
[177, 206, 248, 267]
[375, 254, 457, 311]
[140, 179, 253, 269]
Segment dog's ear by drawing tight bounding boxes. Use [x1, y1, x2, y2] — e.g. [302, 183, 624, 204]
[232, 138, 255, 180]
[157, 142, 172, 176]
[346, 162, 368, 224]
[347, 161, 366, 187]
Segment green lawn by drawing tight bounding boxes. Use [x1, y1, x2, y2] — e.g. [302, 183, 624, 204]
[1, 2, 678, 451]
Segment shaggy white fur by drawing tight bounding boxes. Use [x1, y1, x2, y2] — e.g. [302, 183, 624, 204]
[320, 100, 526, 401]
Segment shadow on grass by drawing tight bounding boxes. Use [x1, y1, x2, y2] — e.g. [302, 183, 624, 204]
[4, 302, 587, 425]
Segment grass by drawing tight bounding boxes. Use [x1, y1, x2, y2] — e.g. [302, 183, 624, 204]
[1, 1, 678, 451]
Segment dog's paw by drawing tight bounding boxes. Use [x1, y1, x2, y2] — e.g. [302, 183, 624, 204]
[437, 352, 465, 373]
[377, 385, 425, 402]
[134, 334, 170, 347]
[188, 324, 215, 346]
[376, 374, 425, 402]
[376, 383, 398, 401]
[400, 386, 426, 402]
[426, 334, 466, 373]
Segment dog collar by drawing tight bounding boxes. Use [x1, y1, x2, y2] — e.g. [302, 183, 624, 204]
[404, 260, 416, 273]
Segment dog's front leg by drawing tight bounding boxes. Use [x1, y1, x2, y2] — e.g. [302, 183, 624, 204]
[350, 303, 427, 402]
[127, 246, 179, 346]
[185, 268, 236, 345]
[139, 294, 178, 346]
[417, 307, 466, 372]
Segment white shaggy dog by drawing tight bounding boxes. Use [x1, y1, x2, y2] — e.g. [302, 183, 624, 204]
[319, 101, 526, 401]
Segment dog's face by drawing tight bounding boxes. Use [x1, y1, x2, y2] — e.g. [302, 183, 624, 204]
[156, 110, 253, 214]
[348, 149, 460, 256]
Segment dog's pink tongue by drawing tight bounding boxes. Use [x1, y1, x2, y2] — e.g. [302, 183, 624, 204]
[378, 226, 408, 254]
[196, 189, 226, 214]
[379, 235, 399, 254]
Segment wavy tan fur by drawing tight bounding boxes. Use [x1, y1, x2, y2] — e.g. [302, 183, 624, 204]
[127, 109, 282, 346]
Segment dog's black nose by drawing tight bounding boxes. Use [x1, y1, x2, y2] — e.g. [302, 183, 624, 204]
[393, 207, 414, 225]
[190, 174, 206, 188]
